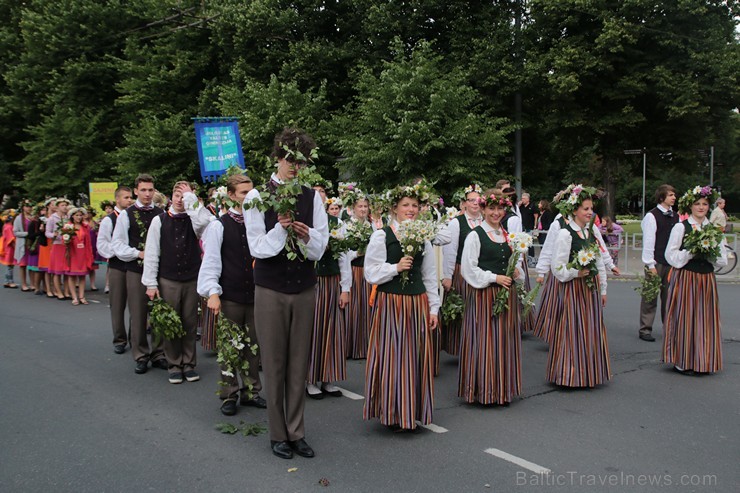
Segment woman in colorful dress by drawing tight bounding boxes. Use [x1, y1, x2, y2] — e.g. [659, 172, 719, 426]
[46, 198, 71, 299]
[441, 184, 483, 357]
[65, 207, 94, 305]
[547, 186, 610, 388]
[662, 186, 727, 375]
[1, 209, 17, 288]
[343, 189, 374, 359]
[363, 185, 440, 432]
[37, 199, 55, 297]
[26, 203, 45, 294]
[459, 192, 523, 405]
[13, 200, 34, 291]
[85, 208, 101, 292]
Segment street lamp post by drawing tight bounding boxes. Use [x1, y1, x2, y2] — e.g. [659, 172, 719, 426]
[624, 148, 647, 216]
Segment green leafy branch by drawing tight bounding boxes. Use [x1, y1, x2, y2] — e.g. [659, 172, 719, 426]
[148, 297, 186, 347]
[215, 420, 268, 437]
[215, 313, 258, 397]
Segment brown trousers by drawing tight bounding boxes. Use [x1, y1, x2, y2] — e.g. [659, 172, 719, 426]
[219, 299, 262, 400]
[159, 277, 198, 372]
[108, 267, 128, 346]
[254, 286, 315, 443]
[126, 270, 164, 363]
[638, 263, 671, 335]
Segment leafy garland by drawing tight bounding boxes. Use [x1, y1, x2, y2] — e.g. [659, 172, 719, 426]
[440, 290, 464, 324]
[148, 297, 187, 347]
[132, 210, 148, 266]
[215, 313, 258, 397]
[634, 272, 661, 303]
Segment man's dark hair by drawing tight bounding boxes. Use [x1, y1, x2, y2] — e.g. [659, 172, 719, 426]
[654, 184, 676, 204]
[134, 174, 155, 188]
[502, 186, 518, 204]
[271, 127, 316, 162]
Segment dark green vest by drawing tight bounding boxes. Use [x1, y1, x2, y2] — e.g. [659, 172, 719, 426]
[567, 223, 597, 256]
[377, 226, 425, 295]
[680, 221, 714, 274]
[474, 227, 511, 275]
[316, 215, 341, 277]
[455, 214, 477, 264]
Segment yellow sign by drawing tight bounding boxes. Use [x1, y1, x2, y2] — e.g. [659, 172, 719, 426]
[88, 182, 118, 218]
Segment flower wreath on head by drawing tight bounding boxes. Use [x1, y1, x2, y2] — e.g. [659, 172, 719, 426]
[99, 200, 115, 211]
[325, 197, 343, 208]
[32, 202, 46, 216]
[552, 183, 598, 218]
[19, 199, 34, 209]
[0, 209, 17, 222]
[478, 193, 513, 211]
[369, 191, 392, 214]
[340, 184, 367, 207]
[388, 183, 433, 207]
[463, 184, 484, 198]
[55, 198, 71, 207]
[43, 197, 57, 207]
[677, 185, 719, 214]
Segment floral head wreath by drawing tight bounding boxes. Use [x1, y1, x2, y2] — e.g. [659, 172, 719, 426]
[44, 197, 57, 207]
[552, 183, 598, 218]
[0, 209, 17, 222]
[463, 184, 484, 197]
[677, 185, 719, 214]
[325, 197, 343, 208]
[19, 199, 34, 208]
[100, 200, 115, 211]
[32, 202, 46, 216]
[369, 191, 392, 214]
[338, 182, 367, 207]
[478, 193, 513, 211]
[389, 182, 433, 207]
[68, 206, 87, 217]
[55, 198, 71, 207]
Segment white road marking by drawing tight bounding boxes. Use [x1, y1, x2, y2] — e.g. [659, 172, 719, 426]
[484, 448, 551, 474]
[417, 422, 449, 434]
[335, 386, 364, 400]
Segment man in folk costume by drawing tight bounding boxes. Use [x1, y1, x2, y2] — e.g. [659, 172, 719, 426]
[244, 128, 328, 460]
[638, 184, 678, 342]
[97, 186, 134, 354]
[112, 174, 166, 374]
[142, 181, 210, 384]
[197, 173, 266, 415]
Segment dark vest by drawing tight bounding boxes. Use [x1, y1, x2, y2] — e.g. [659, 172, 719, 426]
[107, 211, 126, 272]
[649, 207, 679, 266]
[567, 224, 597, 258]
[125, 205, 163, 274]
[679, 221, 714, 274]
[158, 212, 201, 282]
[473, 227, 511, 275]
[377, 226, 426, 295]
[252, 184, 318, 294]
[220, 214, 255, 304]
[317, 216, 341, 277]
[455, 215, 476, 264]
[351, 255, 365, 268]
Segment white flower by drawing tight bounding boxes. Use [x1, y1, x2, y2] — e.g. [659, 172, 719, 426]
[567, 194, 578, 205]
[62, 234, 70, 241]
[693, 186, 702, 194]
[701, 239, 711, 249]
[221, 370, 234, 378]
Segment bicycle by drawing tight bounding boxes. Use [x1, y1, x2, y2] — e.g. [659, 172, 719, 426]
[715, 245, 737, 275]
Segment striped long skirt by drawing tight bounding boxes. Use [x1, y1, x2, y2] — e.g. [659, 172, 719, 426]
[442, 263, 468, 356]
[458, 284, 522, 405]
[546, 277, 611, 387]
[662, 269, 722, 373]
[532, 274, 561, 344]
[364, 292, 434, 430]
[308, 275, 346, 384]
[519, 262, 537, 332]
[347, 265, 371, 359]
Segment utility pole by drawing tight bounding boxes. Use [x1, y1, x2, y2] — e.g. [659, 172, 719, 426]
[514, 0, 522, 198]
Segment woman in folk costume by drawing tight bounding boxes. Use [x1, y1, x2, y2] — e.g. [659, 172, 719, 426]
[306, 182, 352, 398]
[547, 186, 611, 387]
[46, 197, 72, 299]
[26, 203, 46, 295]
[441, 184, 483, 357]
[65, 207, 94, 305]
[459, 192, 524, 405]
[662, 186, 727, 375]
[12, 200, 35, 291]
[37, 199, 56, 297]
[1, 209, 18, 288]
[363, 185, 440, 432]
[342, 187, 374, 360]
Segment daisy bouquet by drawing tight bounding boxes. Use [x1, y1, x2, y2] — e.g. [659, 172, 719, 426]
[328, 222, 349, 260]
[394, 219, 438, 287]
[565, 241, 601, 289]
[341, 219, 373, 255]
[682, 223, 724, 262]
[493, 232, 533, 316]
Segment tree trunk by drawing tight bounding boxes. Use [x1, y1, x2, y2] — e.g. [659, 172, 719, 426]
[602, 155, 618, 219]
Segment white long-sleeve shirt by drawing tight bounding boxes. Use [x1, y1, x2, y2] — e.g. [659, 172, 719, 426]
[442, 213, 483, 279]
[183, 192, 216, 237]
[461, 222, 524, 289]
[111, 201, 152, 262]
[641, 204, 671, 268]
[363, 220, 441, 315]
[141, 210, 203, 289]
[665, 216, 728, 269]
[551, 221, 608, 295]
[243, 173, 328, 261]
[536, 214, 615, 275]
[197, 215, 228, 298]
[96, 207, 122, 260]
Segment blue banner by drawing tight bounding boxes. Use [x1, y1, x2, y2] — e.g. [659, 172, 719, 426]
[194, 119, 245, 182]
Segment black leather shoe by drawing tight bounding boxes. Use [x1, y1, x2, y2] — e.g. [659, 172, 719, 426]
[289, 438, 315, 458]
[134, 361, 148, 374]
[321, 385, 343, 397]
[639, 333, 656, 342]
[113, 344, 126, 354]
[151, 359, 168, 370]
[306, 388, 324, 400]
[241, 395, 267, 408]
[220, 399, 237, 416]
[271, 441, 293, 459]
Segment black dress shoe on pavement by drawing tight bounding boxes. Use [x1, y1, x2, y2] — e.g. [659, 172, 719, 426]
[135, 361, 148, 374]
[113, 344, 126, 354]
[321, 385, 343, 397]
[289, 438, 315, 458]
[151, 359, 168, 370]
[220, 399, 237, 416]
[639, 333, 656, 342]
[241, 395, 267, 408]
[306, 388, 324, 400]
[271, 441, 294, 460]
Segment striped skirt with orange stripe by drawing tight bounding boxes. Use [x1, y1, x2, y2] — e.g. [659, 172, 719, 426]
[347, 265, 371, 359]
[308, 275, 347, 384]
[519, 262, 537, 333]
[364, 292, 434, 430]
[662, 268, 722, 373]
[532, 274, 561, 344]
[459, 284, 521, 405]
[546, 277, 611, 387]
[441, 263, 468, 356]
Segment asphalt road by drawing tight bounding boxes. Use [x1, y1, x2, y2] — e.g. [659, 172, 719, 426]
[1, 272, 738, 493]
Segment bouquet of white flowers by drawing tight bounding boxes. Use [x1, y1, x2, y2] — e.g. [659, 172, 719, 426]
[394, 219, 439, 287]
[492, 232, 533, 316]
